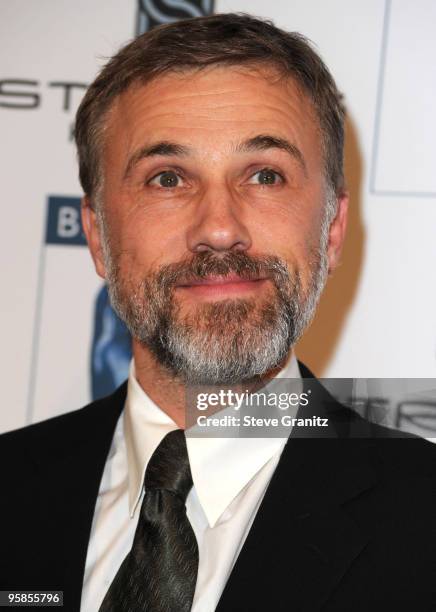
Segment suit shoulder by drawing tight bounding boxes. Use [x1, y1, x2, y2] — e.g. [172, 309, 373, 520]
[366, 422, 436, 479]
[0, 382, 127, 460]
[301, 365, 436, 477]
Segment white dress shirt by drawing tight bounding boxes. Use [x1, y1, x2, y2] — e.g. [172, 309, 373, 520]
[80, 354, 301, 612]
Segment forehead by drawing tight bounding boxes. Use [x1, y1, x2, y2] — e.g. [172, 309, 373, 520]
[104, 65, 322, 164]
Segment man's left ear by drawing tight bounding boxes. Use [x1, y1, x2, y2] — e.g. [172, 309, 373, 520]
[327, 191, 349, 273]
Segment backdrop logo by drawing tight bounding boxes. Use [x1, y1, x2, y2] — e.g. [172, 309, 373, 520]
[136, 0, 215, 34]
[45, 196, 86, 246]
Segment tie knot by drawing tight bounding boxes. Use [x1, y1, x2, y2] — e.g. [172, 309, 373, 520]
[144, 429, 193, 502]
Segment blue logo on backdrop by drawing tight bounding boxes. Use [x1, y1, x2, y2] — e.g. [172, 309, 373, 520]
[46, 197, 86, 246]
[136, 0, 215, 34]
[91, 286, 132, 400]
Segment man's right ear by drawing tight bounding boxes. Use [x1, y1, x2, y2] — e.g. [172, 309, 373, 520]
[81, 196, 107, 279]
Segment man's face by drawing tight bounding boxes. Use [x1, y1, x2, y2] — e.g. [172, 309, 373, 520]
[83, 65, 347, 384]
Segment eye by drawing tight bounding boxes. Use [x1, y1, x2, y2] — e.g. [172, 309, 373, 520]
[148, 170, 183, 188]
[248, 168, 284, 185]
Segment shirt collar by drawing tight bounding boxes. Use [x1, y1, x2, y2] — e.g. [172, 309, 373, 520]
[124, 353, 301, 526]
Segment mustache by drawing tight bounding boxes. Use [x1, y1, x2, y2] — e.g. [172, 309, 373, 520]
[153, 251, 291, 293]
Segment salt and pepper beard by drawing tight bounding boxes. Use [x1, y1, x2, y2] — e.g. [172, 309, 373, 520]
[97, 196, 333, 385]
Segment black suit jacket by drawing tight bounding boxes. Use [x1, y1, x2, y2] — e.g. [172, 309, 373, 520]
[1, 365, 436, 611]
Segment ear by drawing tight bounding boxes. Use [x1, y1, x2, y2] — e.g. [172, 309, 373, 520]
[81, 196, 107, 279]
[327, 191, 349, 273]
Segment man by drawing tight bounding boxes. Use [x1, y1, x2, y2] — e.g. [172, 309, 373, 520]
[1, 13, 436, 612]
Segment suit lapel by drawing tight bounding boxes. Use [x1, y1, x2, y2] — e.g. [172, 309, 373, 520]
[216, 371, 377, 612]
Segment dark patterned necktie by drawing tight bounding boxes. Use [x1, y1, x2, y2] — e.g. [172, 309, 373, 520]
[99, 429, 199, 612]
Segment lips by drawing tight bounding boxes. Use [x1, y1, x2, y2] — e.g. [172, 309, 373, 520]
[176, 274, 268, 287]
[173, 274, 270, 300]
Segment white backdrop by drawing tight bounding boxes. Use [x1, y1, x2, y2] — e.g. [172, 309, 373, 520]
[1, 0, 436, 434]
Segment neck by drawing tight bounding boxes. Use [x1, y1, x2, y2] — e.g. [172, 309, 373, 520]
[132, 340, 293, 429]
[132, 340, 187, 428]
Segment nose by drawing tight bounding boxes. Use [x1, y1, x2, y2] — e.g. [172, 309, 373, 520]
[186, 184, 252, 253]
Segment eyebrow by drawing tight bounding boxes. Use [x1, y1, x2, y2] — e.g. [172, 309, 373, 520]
[124, 141, 191, 179]
[123, 133, 307, 180]
[234, 134, 307, 176]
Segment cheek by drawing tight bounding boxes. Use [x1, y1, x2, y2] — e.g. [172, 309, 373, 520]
[251, 203, 323, 262]
[250, 209, 325, 298]
[107, 208, 188, 274]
